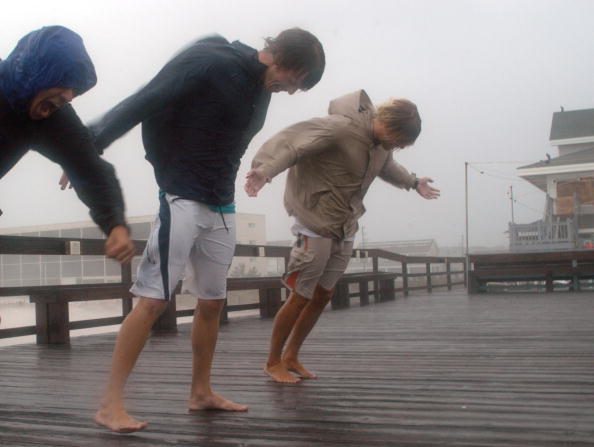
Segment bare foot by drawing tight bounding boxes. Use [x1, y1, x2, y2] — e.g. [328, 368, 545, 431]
[284, 358, 317, 379]
[188, 392, 248, 412]
[94, 404, 148, 433]
[264, 362, 301, 384]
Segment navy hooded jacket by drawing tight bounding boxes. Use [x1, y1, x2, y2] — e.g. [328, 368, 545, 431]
[91, 35, 271, 206]
[0, 26, 126, 235]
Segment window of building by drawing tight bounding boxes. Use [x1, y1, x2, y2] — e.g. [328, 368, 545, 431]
[20, 231, 40, 237]
[22, 263, 41, 280]
[62, 261, 82, 277]
[105, 259, 121, 278]
[43, 263, 60, 279]
[82, 227, 103, 239]
[22, 255, 40, 264]
[1, 255, 21, 265]
[129, 222, 152, 240]
[2, 264, 21, 281]
[83, 260, 105, 277]
[60, 228, 82, 238]
[40, 230, 60, 238]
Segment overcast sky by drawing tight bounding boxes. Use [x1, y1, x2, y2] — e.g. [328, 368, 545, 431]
[1, 0, 593, 249]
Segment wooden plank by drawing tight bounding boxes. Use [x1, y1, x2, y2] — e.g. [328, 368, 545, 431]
[1, 288, 594, 446]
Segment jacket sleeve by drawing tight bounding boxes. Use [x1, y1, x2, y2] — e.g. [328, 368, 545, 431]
[90, 53, 212, 153]
[34, 105, 127, 235]
[251, 116, 345, 180]
[378, 153, 417, 190]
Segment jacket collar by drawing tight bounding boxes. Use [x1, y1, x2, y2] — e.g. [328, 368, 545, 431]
[230, 40, 268, 85]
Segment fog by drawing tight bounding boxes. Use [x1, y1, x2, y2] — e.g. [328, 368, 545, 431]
[2, 0, 593, 249]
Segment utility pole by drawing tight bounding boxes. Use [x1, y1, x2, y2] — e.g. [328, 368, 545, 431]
[360, 225, 368, 272]
[464, 162, 470, 288]
[509, 185, 515, 224]
[361, 225, 367, 249]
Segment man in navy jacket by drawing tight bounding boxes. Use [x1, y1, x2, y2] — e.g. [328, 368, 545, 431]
[91, 28, 325, 433]
[0, 26, 135, 325]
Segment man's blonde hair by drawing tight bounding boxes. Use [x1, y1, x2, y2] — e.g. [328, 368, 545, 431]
[376, 99, 421, 146]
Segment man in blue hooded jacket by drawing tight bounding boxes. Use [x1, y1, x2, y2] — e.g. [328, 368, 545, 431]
[0, 26, 135, 285]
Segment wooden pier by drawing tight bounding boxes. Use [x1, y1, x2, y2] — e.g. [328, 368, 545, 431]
[1, 289, 594, 446]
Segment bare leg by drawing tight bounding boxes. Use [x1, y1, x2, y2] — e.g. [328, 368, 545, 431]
[188, 299, 247, 412]
[283, 286, 334, 379]
[95, 297, 167, 433]
[264, 292, 308, 383]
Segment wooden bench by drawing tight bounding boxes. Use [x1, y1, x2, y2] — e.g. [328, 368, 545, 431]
[1, 277, 286, 344]
[331, 272, 400, 309]
[5, 272, 404, 344]
[469, 251, 594, 294]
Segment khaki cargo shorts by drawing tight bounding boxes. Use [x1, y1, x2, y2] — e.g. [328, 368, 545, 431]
[282, 234, 354, 299]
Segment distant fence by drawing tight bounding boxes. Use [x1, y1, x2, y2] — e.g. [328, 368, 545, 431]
[0, 235, 465, 344]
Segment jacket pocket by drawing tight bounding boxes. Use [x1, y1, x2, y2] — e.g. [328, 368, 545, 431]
[302, 186, 331, 210]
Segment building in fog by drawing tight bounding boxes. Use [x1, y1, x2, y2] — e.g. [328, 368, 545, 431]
[360, 239, 439, 257]
[514, 107, 594, 251]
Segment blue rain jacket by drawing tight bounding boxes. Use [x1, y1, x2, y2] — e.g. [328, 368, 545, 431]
[0, 26, 126, 235]
[0, 26, 97, 115]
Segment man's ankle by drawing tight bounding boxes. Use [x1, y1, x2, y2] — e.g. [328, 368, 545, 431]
[266, 359, 282, 368]
[282, 354, 298, 364]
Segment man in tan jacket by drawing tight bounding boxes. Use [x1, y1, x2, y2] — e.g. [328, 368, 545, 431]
[245, 90, 439, 383]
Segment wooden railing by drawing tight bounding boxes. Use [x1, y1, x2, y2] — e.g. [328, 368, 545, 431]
[509, 219, 577, 252]
[0, 235, 465, 344]
[469, 250, 594, 293]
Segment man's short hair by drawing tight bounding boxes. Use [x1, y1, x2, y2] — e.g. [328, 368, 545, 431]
[376, 99, 422, 146]
[264, 28, 325, 90]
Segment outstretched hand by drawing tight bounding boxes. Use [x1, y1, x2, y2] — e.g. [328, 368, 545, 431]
[244, 169, 269, 197]
[416, 177, 440, 199]
[59, 171, 72, 190]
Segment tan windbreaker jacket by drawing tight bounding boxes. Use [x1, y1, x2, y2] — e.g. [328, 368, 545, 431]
[251, 90, 417, 240]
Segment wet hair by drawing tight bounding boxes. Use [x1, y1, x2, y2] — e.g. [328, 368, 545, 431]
[263, 28, 325, 90]
[376, 99, 422, 146]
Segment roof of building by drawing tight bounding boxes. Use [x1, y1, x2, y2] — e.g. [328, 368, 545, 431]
[360, 239, 438, 256]
[550, 108, 594, 142]
[519, 147, 594, 170]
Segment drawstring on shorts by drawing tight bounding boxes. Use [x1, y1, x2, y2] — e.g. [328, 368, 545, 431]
[219, 208, 229, 232]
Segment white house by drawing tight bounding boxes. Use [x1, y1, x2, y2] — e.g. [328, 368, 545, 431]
[515, 108, 594, 250]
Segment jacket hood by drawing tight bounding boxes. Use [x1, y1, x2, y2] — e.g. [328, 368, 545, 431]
[328, 89, 375, 125]
[0, 26, 97, 114]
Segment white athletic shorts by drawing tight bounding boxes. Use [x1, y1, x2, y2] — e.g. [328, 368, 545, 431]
[130, 192, 236, 301]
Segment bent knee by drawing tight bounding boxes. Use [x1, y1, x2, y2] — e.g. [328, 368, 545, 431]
[137, 297, 168, 317]
[288, 292, 310, 310]
[311, 286, 334, 307]
[198, 299, 225, 319]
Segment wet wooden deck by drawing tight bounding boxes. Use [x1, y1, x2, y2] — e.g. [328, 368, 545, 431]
[1, 289, 594, 446]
